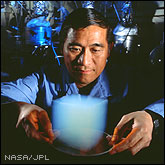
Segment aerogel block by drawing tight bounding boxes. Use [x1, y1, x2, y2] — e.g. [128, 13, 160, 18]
[51, 94, 108, 150]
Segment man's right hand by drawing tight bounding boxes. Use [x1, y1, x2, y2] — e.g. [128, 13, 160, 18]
[15, 102, 55, 144]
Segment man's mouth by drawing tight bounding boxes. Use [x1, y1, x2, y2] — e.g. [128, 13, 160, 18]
[73, 67, 94, 74]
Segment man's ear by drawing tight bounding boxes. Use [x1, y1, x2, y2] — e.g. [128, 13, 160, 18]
[108, 42, 114, 58]
[110, 42, 114, 51]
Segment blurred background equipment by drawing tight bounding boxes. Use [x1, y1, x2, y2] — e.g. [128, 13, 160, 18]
[112, 1, 138, 54]
[81, 1, 95, 8]
[1, 1, 164, 82]
[149, 39, 164, 66]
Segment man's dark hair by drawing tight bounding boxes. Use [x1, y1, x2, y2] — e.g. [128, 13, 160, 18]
[59, 8, 113, 52]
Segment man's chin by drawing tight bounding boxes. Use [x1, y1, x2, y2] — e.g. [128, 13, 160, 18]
[74, 78, 96, 88]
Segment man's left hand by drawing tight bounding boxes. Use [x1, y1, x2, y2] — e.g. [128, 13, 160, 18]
[107, 111, 153, 155]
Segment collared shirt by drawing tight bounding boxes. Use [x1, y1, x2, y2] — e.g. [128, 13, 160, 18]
[1, 63, 164, 118]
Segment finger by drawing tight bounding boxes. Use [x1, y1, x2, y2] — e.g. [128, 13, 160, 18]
[38, 111, 55, 143]
[22, 117, 54, 144]
[111, 127, 119, 143]
[111, 118, 134, 143]
[107, 136, 125, 146]
[109, 128, 141, 155]
[26, 110, 39, 130]
[26, 110, 55, 144]
[116, 115, 134, 130]
[22, 118, 44, 141]
[111, 127, 130, 143]
[106, 135, 114, 146]
[129, 138, 151, 155]
[38, 132, 53, 143]
[106, 135, 112, 141]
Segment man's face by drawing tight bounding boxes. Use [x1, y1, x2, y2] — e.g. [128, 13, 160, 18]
[63, 25, 110, 88]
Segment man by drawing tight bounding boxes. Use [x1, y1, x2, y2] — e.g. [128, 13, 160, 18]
[1, 8, 164, 163]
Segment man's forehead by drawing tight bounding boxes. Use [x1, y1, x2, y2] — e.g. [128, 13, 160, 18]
[66, 26, 107, 41]
[64, 27, 108, 48]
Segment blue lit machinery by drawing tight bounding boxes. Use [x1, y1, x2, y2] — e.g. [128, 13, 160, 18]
[25, 1, 50, 44]
[112, 1, 139, 55]
[1, 1, 163, 67]
[33, 1, 49, 16]
[149, 39, 164, 66]
[81, 1, 95, 8]
[23, 1, 58, 63]
[0, 1, 139, 69]
[24, 1, 70, 65]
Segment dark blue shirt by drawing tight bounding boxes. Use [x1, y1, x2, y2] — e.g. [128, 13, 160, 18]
[1, 63, 164, 117]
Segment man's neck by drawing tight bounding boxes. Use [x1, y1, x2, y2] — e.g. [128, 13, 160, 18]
[76, 79, 98, 95]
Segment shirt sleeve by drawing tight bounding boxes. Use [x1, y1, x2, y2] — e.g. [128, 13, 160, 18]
[144, 98, 164, 118]
[1, 73, 40, 104]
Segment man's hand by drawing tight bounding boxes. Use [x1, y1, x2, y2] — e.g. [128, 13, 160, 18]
[107, 111, 153, 156]
[16, 102, 55, 144]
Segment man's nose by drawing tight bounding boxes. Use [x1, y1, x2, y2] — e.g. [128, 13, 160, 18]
[77, 49, 91, 66]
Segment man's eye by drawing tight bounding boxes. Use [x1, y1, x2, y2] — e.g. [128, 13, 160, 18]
[69, 47, 81, 53]
[91, 48, 102, 54]
[92, 49, 100, 52]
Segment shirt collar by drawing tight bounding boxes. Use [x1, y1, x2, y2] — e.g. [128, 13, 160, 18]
[61, 64, 111, 99]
